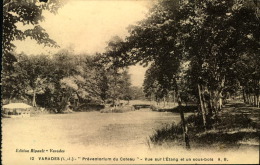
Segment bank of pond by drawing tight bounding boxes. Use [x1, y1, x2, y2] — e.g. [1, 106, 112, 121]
[2, 101, 198, 118]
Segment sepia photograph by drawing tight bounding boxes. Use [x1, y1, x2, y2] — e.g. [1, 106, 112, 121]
[1, 0, 260, 164]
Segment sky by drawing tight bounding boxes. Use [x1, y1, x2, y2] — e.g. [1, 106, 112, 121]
[14, 0, 155, 87]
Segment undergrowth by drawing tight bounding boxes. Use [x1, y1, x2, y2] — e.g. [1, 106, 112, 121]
[149, 113, 259, 149]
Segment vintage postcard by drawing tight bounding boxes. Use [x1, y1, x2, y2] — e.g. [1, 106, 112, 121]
[1, 0, 259, 164]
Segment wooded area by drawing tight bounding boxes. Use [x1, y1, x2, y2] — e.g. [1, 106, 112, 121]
[104, 0, 259, 124]
[2, 49, 146, 112]
[102, 0, 259, 148]
[2, 0, 145, 112]
[2, 0, 259, 149]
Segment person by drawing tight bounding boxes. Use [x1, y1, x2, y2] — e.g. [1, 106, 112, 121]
[65, 101, 74, 113]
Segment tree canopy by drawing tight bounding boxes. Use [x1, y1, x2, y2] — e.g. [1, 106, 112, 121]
[104, 0, 260, 127]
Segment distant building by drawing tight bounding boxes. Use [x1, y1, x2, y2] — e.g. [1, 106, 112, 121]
[2, 103, 32, 118]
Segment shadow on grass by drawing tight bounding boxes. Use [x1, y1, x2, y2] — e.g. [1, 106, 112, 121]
[149, 113, 259, 150]
[195, 131, 259, 145]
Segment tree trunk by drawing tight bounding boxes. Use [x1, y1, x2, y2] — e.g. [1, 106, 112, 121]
[256, 95, 259, 107]
[210, 90, 219, 115]
[218, 91, 223, 110]
[256, 80, 260, 107]
[179, 104, 190, 149]
[253, 95, 257, 107]
[250, 95, 253, 105]
[163, 96, 166, 107]
[173, 90, 176, 105]
[242, 87, 247, 103]
[198, 84, 207, 130]
[218, 97, 223, 110]
[176, 89, 190, 149]
[203, 90, 211, 115]
[208, 92, 214, 116]
[247, 93, 250, 104]
[32, 89, 36, 107]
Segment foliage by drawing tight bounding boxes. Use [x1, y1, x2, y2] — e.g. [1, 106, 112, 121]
[3, 0, 62, 53]
[149, 123, 183, 145]
[2, 0, 64, 105]
[104, 0, 260, 127]
[2, 50, 134, 112]
[129, 86, 145, 100]
[2, 0, 63, 71]
[103, 36, 133, 105]
[100, 105, 133, 113]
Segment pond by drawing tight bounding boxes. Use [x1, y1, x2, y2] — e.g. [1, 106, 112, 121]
[2, 110, 185, 147]
[2, 109, 258, 164]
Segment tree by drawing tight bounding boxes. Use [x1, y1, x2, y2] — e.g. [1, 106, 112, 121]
[25, 55, 52, 107]
[3, 0, 62, 52]
[180, 0, 260, 119]
[104, 0, 191, 148]
[2, 0, 62, 63]
[104, 0, 259, 148]
[143, 64, 176, 106]
[2, 0, 63, 103]
[83, 55, 110, 103]
[103, 36, 132, 106]
[59, 75, 87, 111]
[129, 86, 145, 100]
[49, 50, 86, 112]
[1, 52, 29, 102]
[235, 53, 260, 107]
[117, 70, 132, 102]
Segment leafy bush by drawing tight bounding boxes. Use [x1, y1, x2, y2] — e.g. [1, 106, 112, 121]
[74, 103, 105, 111]
[149, 123, 183, 145]
[100, 106, 133, 113]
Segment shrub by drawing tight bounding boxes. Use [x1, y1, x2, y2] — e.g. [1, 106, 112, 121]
[149, 123, 183, 144]
[100, 106, 133, 113]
